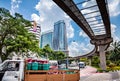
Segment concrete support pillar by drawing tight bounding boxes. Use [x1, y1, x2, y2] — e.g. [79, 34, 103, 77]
[99, 45, 106, 70]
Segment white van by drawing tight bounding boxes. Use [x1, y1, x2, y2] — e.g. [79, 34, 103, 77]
[0, 60, 24, 81]
[79, 62, 86, 68]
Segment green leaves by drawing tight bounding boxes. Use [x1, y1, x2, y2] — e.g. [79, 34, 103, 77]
[0, 8, 39, 61]
[38, 44, 65, 60]
[109, 41, 120, 61]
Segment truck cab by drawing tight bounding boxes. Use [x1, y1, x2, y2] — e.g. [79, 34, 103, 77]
[0, 60, 24, 81]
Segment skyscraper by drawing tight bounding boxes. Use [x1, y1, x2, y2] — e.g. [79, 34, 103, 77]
[40, 30, 53, 49]
[53, 20, 68, 53]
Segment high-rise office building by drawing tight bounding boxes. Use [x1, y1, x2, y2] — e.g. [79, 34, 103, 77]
[40, 30, 53, 49]
[53, 20, 68, 54]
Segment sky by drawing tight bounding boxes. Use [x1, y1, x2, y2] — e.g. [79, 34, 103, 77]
[0, 0, 120, 57]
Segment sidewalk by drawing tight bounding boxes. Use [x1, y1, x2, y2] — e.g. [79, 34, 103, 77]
[80, 66, 97, 77]
[81, 70, 120, 81]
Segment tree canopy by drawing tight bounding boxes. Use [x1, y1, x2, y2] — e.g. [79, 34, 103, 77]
[38, 44, 66, 60]
[108, 41, 120, 62]
[0, 8, 40, 61]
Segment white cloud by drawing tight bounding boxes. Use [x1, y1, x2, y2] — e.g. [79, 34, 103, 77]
[108, 0, 120, 17]
[68, 42, 80, 57]
[68, 41, 94, 57]
[31, 0, 74, 38]
[79, 30, 88, 38]
[111, 24, 116, 34]
[31, 13, 41, 22]
[12, 0, 16, 2]
[107, 24, 120, 50]
[113, 35, 120, 42]
[66, 20, 74, 38]
[10, 0, 21, 15]
[79, 43, 94, 53]
[111, 24, 120, 42]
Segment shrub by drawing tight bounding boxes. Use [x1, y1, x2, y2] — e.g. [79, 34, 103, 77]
[106, 60, 111, 66]
[97, 68, 109, 73]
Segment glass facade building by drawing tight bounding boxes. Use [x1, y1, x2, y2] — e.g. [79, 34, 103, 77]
[53, 20, 68, 51]
[40, 30, 53, 49]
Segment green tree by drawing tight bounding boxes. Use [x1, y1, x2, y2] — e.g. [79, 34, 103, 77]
[48, 51, 65, 60]
[39, 44, 65, 60]
[6, 34, 39, 57]
[109, 41, 120, 62]
[54, 51, 65, 60]
[42, 44, 53, 59]
[91, 55, 100, 67]
[0, 8, 40, 61]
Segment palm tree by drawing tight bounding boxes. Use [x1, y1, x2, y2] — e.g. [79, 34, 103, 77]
[109, 41, 120, 62]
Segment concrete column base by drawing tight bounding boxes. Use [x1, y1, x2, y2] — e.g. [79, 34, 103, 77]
[99, 45, 107, 70]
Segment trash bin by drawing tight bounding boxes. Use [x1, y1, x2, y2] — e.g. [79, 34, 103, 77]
[32, 62, 38, 70]
[38, 63, 43, 70]
[43, 64, 50, 70]
[27, 63, 32, 70]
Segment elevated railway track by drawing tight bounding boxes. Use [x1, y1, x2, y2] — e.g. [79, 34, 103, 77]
[53, 0, 113, 70]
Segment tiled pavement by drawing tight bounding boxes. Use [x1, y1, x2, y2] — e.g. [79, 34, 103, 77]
[81, 71, 120, 81]
[80, 66, 120, 81]
[80, 66, 97, 77]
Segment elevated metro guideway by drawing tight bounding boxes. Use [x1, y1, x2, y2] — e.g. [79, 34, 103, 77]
[53, 0, 113, 70]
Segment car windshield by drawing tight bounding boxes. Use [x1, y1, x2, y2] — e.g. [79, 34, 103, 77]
[0, 61, 20, 71]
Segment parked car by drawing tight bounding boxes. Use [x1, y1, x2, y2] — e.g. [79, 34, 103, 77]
[49, 60, 58, 70]
[69, 63, 77, 67]
[59, 63, 66, 69]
